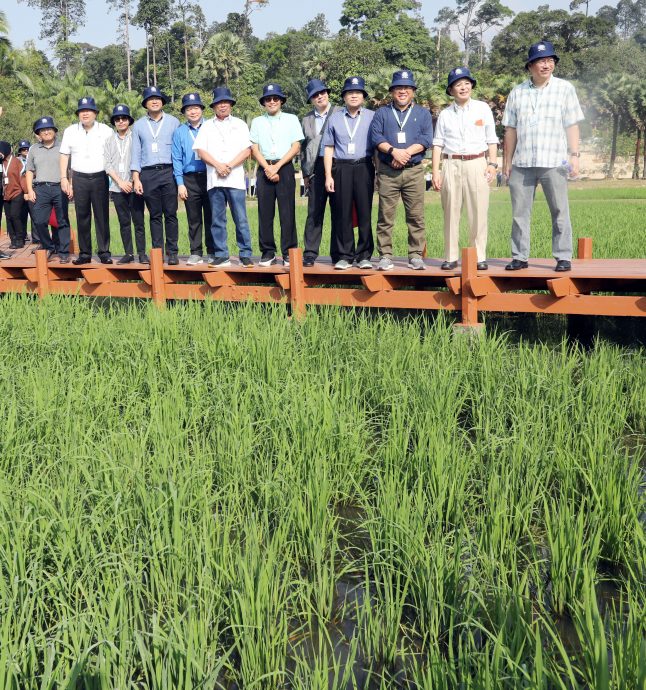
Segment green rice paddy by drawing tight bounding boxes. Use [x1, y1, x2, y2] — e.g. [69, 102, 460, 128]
[0, 182, 644, 688]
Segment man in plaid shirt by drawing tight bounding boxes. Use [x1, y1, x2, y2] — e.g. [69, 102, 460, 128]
[502, 40, 584, 272]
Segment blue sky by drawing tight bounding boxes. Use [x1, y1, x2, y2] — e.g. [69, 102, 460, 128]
[5, 0, 580, 53]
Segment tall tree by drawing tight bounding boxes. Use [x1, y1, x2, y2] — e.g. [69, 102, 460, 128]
[195, 31, 250, 87]
[473, 0, 513, 66]
[134, 0, 171, 86]
[107, 0, 134, 90]
[18, 0, 86, 75]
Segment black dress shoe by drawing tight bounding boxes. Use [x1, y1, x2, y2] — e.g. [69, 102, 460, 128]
[72, 256, 91, 265]
[138, 253, 150, 265]
[477, 261, 488, 271]
[9, 243, 19, 249]
[303, 257, 315, 267]
[441, 261, 458, 270]
[100, 257, 113, 265]
[59, 255, 71, 264]
[555, 260, 571, 272]
[167, 253, 179, 266]
[505, 259, 528, 271]
[117, 254, 134, 265]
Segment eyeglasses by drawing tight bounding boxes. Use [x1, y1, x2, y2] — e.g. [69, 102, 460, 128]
[264, 96, 282, 103]
[532, 57, 555, 65]
[312, 91, 327, 99]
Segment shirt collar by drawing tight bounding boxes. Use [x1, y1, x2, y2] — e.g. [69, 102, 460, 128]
[215, 115, 232, 123]
[147, 113, 164, 123]
[452, 99, 472, 112]
[529, 76, 553, 90]
[344, 107, 362, 118]
[314, 107, 330, 119]
[188, 119, 204, 131]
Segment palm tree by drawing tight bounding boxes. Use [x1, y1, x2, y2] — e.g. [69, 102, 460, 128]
[194, 32, 249, 87]
[625, 79, 646, 179]
[302, 41, 335, 80]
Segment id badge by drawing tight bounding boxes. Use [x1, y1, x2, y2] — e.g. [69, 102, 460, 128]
[151, 142, 159, 153]
[397, 132, 407, 144]
[3, 176, 8, 185]
[347, 142, 356, 155]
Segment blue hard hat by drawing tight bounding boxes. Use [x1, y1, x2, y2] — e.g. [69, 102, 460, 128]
[210, 87, 236, 107]
[141, 85, 169, 107]
[305, 78, 330, 101]
[525, 41, 559, 68]
[33, 116, 58, 133]
[17, 139, 31, 151]
[446, 66, 477, 95]
[341, 76, 368, 98]
[181, 92, 205, 112]
[110, 104, 134, 125]
[76, 96, 99, 114]
[259, 83, 287, 104]
[390, 69, 417, 90]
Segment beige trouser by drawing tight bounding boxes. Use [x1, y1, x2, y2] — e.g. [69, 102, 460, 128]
[376, 163, 426, 259]
[440, 156, 489, 263]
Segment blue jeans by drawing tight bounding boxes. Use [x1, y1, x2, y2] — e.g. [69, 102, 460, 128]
[207, 187, 252, 258]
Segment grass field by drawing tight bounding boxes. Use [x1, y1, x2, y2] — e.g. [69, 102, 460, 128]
[99, 181, 646, 260]
[1, 182, 644, 689]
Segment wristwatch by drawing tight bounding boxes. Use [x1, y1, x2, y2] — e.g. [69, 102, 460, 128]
[569, 152, 581, 157]
[486, 161, 498, 169]
[387, 146, 394, 155]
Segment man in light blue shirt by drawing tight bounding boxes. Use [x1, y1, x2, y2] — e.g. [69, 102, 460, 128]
[172, 93, 215, 265]
[131, 86, 181, 264]
[250, 84, 304, 266]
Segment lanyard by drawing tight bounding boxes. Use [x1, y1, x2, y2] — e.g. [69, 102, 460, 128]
[188, 121, 203, 143]
[146, 115, 165, 141]
[115, 133, 130, 162]
[343, 109, 362, 141]
[2, 155, 13, 179]
[391, 105, 413, 131]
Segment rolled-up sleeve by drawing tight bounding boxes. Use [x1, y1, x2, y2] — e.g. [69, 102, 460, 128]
[130, 125, 142, 172]
[418, 109, 433, 149]
[432, 111, 446, 149]
[501, 90, 517, 128]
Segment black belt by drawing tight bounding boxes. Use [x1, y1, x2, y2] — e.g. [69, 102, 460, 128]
[403, 161, 422, 168]
[33, 181, 61, 187]
[265, 159, 281, 164]
[141, 164, 172, 170]
[73, 171, 105, 179]
[183, 171, 206, 176]
[334, 157, 371, 165]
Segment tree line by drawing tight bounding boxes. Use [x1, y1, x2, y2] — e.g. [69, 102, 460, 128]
[1, 0, 646, 177]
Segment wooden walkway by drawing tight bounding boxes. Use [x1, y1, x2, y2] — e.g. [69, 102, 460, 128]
[0, 234, 644, 327]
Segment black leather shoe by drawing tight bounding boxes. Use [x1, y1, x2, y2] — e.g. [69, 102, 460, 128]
[441, 261, 458, 270]
[72, 256, 91, 265]
[59, 255, 71, 264]
[100, 257, 113, 265]
[303, 257, 315, 267]
[505, 259, 528, 271]
[555, 260, 571, 272]
[138, 253, 150, 264]
[477, 261, 488, 271]
[117, 255, 134, 265]
[167, 253, 179, 266]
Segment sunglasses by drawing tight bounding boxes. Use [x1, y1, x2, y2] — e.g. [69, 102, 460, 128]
[264, 96, 282, 103]
[113, 116, 130, 122]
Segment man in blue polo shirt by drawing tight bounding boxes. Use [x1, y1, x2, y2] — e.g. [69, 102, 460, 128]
[172, 92, 216, 265]
[131, 86, 180, 265]
[370, 70, 433, 271]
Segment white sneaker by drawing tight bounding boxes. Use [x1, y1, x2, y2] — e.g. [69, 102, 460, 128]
[186, 254, 203, 266]
[408, 257, 426, 270]
[357, 259, 372, 269]
[283, 256, 290, 268]
[259, 254, 277, 267]
[335, 259, 351, 270]
[377, 256, 394, 271]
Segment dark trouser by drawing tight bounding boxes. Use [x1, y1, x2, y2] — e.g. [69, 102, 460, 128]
[73, 172, 110, 259]
[330, 158, 375, 263]
[4, 196, 27, 246]
[31, 184, 70, 255]
[140, 166, 178, 254]
[303, 157, 333, 261]
[111, 191, 146, 256]
[257, 161, 297, 259]
[184, 172, 214, 256]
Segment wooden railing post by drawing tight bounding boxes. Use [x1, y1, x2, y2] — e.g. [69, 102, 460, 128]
[288, 247, 306, 319]
[456, 246, 483, 332]
[69, 226, 79, 255]
[36, 249, 49, 299]
[578, 237, 593, 260]
[150, 248, 166, 307]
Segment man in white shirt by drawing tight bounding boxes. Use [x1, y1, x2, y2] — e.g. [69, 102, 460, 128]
[193, 87, 253, 267]
[59, 96, 113, 264]
[432, 67, 498, 271]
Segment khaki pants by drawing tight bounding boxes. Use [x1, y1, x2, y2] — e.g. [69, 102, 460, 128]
[376, 163, 425, 259]
[440, 156, 489, 263]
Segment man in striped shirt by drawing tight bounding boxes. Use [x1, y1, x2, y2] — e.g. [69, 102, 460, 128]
[502, 41, 584, 272]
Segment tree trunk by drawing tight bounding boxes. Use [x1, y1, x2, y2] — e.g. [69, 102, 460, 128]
[125, 1, 132, 91]
[607, 113, 618, 178]
[632, 128, 641, 179]
[167, 38, 174, 99]
[152, 34, 157, 86]
[184, 27, 189, 80]
[642, 131, 646, 179]
[436, 32, 441, 82]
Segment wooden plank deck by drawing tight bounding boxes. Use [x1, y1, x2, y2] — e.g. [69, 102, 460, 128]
[0, 233, 644, 325]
